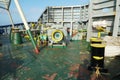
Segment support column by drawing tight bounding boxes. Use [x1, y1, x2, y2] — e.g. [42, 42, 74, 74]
[113, 0, 120, 37]
[14, 0, 39, 54]
[70, 7, 73, 37]
[86, 0, 93, 42]
[47, 7, 49, 23]
[70, 22, 73, 38]
[62, 6, 64, 26]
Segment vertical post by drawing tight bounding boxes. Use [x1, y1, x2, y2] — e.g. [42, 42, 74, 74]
[14, 0, 39, 54]
[5, 28, 7, 34]
[113, 0, 120, 37]
[70, 7, 73, 38]
[86, 0, 93, 42]
[62, 6, 64, 26]
[47, 7, 49, 23]
[7, 10, 15, 42]
[98, 32, 101, 38]
[70, 22, 73, 40]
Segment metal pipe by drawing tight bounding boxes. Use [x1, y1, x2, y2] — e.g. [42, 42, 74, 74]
[14, 0, 29, 30]
[2, 0, 14, 27]
[7, 10, 15, 28]
[14, 0, 39, 54]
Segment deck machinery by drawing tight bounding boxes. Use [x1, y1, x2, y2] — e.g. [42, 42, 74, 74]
[47, 24, 67, 47]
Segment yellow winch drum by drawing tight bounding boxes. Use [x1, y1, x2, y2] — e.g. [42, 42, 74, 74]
[90, 44, 105, 68]
[51, 30, 64, 42]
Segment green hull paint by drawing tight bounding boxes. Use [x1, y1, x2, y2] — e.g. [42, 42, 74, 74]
[27, 30, 39, 54]
[0, 35, 120, 80]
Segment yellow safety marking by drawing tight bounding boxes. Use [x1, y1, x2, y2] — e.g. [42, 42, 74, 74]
[93, 56, 103, 60]
[51, 30, 63, 42]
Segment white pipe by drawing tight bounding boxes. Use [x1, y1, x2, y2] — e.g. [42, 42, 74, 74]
[14, 0, 29, 30]
[7, 10, 15, 28]
[70, 21, 73, 37]
[3, 0, 15, 28]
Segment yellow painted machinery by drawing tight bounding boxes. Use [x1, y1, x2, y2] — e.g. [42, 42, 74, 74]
[91, 20, 107, 44]
[47, 24, 67, 47]
[93, 20, 107, 38]
[88, 20, 108, 72]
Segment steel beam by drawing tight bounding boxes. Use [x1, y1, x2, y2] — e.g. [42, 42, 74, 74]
[14, 0, 39, 54]
[86, 0, 93, 41]
[113, 0, 120, 36]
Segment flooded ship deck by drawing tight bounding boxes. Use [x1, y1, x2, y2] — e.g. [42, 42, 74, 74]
[0, 35, 120, 80]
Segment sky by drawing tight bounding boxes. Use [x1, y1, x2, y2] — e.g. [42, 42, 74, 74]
[0, 0, 89, 25]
